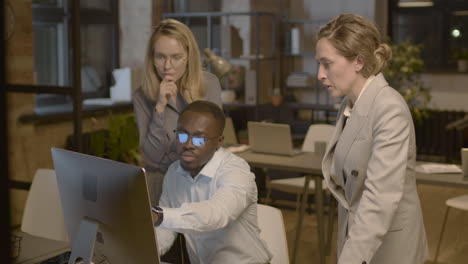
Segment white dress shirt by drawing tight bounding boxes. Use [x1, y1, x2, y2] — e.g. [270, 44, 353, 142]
[343, 75, 376, 118]
[155, 148, 272, 264]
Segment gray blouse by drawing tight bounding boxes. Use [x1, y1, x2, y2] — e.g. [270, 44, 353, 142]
[133, 71, 222, 173]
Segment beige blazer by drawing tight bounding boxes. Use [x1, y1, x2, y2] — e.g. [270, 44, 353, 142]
[322, 74, 429, 264]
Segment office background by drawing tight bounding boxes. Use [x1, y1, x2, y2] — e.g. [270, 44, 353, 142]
[3, 0, 468, 263]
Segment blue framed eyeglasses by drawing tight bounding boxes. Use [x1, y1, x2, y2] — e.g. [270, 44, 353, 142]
[174, 130, 220, 147]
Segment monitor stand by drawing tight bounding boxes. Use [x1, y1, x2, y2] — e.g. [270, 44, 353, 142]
[68, 217, 99, 264]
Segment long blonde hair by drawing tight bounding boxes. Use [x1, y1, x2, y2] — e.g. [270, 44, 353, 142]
[142, 19, 205, 103]
[318, 14, 392, 78]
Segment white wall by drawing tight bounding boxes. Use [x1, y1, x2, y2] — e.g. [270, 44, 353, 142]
[302, 0, 376, 20]
[119, 0, 152, 69]
[289, 0, 377, 107]
[295, 0, 377, 74]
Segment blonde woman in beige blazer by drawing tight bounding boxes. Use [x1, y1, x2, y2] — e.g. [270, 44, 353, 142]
[317, 14, 428, 264]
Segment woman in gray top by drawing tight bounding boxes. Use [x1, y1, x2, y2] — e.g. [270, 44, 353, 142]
[133, 19, 222, 205]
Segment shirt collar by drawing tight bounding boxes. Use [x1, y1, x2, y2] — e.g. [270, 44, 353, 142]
[175, 148, 225, 180]
[344, 75, 376, 117]
[197, 148, 225, 179]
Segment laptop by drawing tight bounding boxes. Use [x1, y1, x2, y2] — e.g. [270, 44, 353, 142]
[248, 121, 302, 156]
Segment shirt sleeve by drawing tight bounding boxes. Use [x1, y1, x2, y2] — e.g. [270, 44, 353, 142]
[338, 92, 412, 263]
[132, 88, 171, 169]
[159, 157, 257, 234]
[155, 227, 177, 256]
[155, 166, 178, 255]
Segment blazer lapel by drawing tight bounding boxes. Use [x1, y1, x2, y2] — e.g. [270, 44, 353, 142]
[334, 114, 367, 182]
[334, 73, 389, 188]
[322, 100, 349, 209]
[323, 98, 347, 185]
[323, 74, 389, 212]
[326, 100, 347, 156]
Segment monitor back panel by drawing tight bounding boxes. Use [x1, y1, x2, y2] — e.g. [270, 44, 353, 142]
[51, 148, 160, 264]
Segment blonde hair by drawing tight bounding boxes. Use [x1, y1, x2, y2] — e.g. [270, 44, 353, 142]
[317, 14, 392, 78]
[142, 19, 205, 102]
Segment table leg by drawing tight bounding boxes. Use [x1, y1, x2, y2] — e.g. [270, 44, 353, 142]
[291, 175, 311, 264]
[315, 177, 325, 264]
[326, 195, 336, 255]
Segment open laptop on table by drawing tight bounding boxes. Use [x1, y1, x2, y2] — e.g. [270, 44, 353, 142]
[248, 121, 302, 156]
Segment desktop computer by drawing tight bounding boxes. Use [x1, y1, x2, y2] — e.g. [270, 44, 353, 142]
[51, 148, 160, 264]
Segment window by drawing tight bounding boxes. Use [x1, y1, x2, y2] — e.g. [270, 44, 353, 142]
[390, 0, 468, 71]
[32, 0, 119, 113]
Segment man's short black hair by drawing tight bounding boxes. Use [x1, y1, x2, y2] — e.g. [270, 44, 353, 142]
[180, 100, 225, 134]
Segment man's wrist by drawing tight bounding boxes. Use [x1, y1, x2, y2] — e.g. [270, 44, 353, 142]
[152, 206, 164, 227]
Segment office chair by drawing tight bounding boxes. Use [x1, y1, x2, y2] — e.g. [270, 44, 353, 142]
[264, 124, 335, 211]
[21, 168, 68, 242]
[223, 116, 238, 145]
[434, 194, 468, 263]
[264, 123, 336, 254]
[257, 204, 289, 264]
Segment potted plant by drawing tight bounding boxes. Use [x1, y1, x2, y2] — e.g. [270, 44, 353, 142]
[90, 112, 141, 165]
[384, 40, 432, 123]
[270, 87, 283, 106]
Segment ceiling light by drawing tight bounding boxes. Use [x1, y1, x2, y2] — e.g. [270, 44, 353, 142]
[452, 29, 461, 38]
[398, 1, 434, 8]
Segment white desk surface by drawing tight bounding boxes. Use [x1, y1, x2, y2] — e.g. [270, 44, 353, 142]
[236, 150, 323, 174]
[238, 151, 468, 189]
[416, 169, 468, 189]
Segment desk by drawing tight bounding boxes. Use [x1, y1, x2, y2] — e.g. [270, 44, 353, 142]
[13, 231, 69, 264]
[416, 170, 468, 189]
[13, 231, 172, 264]
[237, 152, 468, 264]
[237, 150, 325, 264]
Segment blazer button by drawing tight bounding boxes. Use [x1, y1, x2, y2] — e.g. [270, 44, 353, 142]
[362, 262, 367, 264]
[351, 170, 359, 177]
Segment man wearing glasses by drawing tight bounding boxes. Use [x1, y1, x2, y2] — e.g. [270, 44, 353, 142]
[152, 100, 272, 264]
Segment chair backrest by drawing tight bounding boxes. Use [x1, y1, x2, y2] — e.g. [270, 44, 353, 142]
[223, 117, 238, 145]
[257, 204, 289, 264]
[302, 124, 335, 152]
[21, 169, 68, 242]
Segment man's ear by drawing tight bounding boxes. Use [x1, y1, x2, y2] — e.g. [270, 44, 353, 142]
[217, 135, 224, 150]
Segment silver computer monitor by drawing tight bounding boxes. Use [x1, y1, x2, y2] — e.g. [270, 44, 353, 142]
[51, 148, 159, 264]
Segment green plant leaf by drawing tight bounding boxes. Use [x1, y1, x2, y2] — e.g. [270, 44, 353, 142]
[89, 112, 141, 165]
[383, 39, 431, 123]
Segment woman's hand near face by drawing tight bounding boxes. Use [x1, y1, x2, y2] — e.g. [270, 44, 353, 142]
[155, 76, 178, 113]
